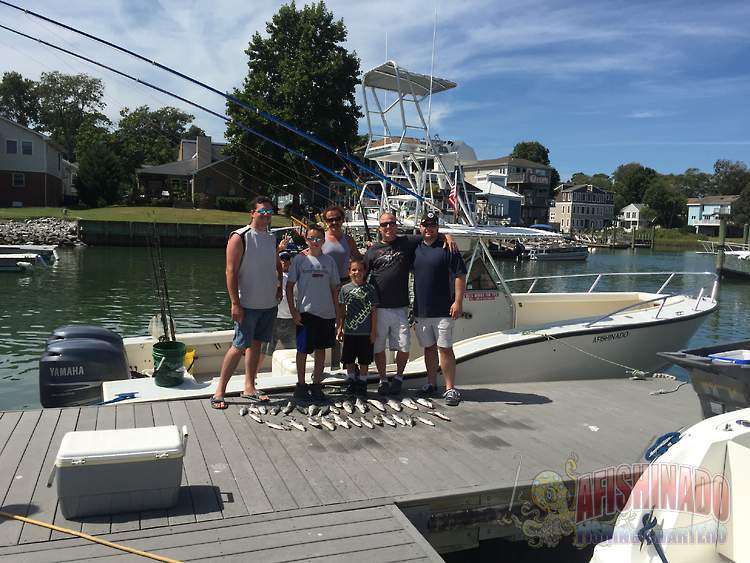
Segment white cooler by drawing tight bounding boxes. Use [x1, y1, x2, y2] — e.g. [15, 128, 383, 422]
[53, 424, 188, 519]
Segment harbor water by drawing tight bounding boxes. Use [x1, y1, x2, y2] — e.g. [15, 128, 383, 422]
[1, 246, 748, 411]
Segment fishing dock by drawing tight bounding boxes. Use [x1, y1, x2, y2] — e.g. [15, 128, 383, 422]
[0, 377, 702, 561]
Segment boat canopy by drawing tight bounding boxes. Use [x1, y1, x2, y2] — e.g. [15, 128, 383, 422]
[362, 61, 456, 96]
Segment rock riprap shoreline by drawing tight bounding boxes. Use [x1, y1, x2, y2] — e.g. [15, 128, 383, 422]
[0, 218, 82, 246]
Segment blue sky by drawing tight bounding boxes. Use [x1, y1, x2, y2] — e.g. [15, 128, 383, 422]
[1, 0, 748, 180]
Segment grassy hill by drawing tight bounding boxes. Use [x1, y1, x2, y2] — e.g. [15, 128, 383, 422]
[0, 206, 292, 226]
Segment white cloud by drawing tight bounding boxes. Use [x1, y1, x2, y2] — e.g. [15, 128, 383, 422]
[627, 110, 675, 119]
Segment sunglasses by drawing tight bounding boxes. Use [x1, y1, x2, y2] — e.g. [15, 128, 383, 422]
[255, 208, 274, 215]
[325, 216, 343, 223]
[307, 236, 324, 243]
[379, 221, 397, 228]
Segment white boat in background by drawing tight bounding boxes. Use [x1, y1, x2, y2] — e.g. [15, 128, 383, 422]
[721, 251, 750, 278]
[527, 241, 589, 261]
[0, 244, 58, 265]
[590, 407, 750, 563]
[0, 252, 49, 272]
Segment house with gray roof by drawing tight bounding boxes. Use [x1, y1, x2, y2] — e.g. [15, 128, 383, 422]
[462, 156, 552, 225]
[136, 136, 241, 207]
[550, 184, 615, 233]
[687, 195, 740, 235]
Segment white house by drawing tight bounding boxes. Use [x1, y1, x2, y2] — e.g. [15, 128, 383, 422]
[618, 203, 648, 231]
[550, 184, 615, 234]
[0, 116, 65, 207]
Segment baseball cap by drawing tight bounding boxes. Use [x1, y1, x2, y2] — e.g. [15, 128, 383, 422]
[421, 211, 439, 226]
[279, 242, 299, 259]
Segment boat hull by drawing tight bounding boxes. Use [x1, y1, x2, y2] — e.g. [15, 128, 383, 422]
[450, 312, 710, 384]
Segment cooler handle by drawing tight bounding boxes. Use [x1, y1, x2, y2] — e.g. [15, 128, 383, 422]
[46, 465, 57, 488]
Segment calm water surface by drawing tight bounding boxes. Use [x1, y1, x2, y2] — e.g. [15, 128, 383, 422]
[1, 246, 748, 411]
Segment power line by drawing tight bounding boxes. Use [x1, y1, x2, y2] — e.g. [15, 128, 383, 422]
[0, 0, 425, 202]
[0, 22, 378, 203]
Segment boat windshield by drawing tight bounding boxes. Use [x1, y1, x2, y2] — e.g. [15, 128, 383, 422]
[463, 249, 500, 291]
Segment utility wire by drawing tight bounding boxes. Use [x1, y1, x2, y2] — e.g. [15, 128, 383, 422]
[0, 23, 378, 203]
[0, 0, 427, 203]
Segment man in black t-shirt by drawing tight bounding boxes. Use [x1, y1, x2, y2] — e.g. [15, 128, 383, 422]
[364, 211, 456, 395]
[413, 211, 466, 406]
[364, 212, 420, 395]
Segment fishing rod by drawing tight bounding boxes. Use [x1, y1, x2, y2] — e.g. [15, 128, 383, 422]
[146, 228, 170, 340]
[0, 0, 431, 205]
[0, 23, 379, 203]
[152, 225, 176, 341]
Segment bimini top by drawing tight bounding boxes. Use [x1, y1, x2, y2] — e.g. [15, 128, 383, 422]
[362, 61, 456, 96]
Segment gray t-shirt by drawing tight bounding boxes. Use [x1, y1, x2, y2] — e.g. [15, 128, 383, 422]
[233, 226, 278, 309]
[287, 254, 340, 319]
[339, 282, 378, 335]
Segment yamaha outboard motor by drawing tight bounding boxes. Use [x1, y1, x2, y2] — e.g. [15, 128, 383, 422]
[39, 325, 130, 407]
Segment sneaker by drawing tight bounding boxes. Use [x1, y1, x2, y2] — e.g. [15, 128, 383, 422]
[293, 382, 310, 402]
[443, 388, 461, 406]
[344, 378, 358, 395]
[377, 379, 390, 395]
[309, 383, 326, 402]
[389, 378, 403, 395]
[354, 379, 368, 397]
[418, 383, 437, 397]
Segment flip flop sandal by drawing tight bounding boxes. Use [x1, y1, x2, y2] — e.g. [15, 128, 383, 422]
[240, 391, 270, 403]
[210, 396, 228, 410]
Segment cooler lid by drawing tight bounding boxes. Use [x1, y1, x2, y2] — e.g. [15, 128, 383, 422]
[56, 425, 186, 467]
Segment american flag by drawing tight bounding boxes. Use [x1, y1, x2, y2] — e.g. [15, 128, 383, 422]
[447, 183, 458, 210]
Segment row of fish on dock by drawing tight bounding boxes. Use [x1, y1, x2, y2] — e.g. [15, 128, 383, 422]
[238, 396, 451, 432]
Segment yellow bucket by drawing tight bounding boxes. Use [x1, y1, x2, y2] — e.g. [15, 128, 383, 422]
[183, 347, 196, 375]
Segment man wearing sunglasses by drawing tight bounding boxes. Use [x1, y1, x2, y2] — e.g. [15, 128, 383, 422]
[364, 210, 456, 395]
[211, 196, 282, 410]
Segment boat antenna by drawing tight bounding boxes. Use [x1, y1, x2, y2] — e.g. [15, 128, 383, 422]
[426, 2, 438, 143]
[0, 22, 378, 203]
[0, 1, 429, 203]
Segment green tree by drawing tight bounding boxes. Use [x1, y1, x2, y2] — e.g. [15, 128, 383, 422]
[643, 175, 686, 228]
[713, 159, 750, 195]
[34, 71, 106, 159]
[225, 1, 361, 203]
[678, 167, 713, 198]
[570, 172, 612, 189]
[0, 71, 38, 126]
[612, 162, 657, 210]
[75, 115, 123, 207]
[511, 141, 550, 165]
[114, 106, 202, 174]
[731, 186, 750, 226]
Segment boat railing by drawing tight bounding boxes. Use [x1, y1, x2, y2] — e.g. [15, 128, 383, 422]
[505, 271, 719, 299]
[699, 240, 750, 253]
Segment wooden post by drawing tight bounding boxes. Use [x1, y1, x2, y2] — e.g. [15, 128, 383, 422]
[630, 225, 636, 250]
[743, 223, 749, 247]
[650, 225, 656, 249]
[716, 217, 727, 274]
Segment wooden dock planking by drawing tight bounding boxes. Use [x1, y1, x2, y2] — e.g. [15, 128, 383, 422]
[0, 409, 58, 548]
[223, 406, 298, 512]
[0, 378, 704, 560]
[18, 408, 79, 544]
[0, 505, 442, 563]
[168, 400, 223, 522]
[198, 401, 275, 516]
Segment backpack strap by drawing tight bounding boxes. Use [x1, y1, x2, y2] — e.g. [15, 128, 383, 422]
[231, 226, 252, 266]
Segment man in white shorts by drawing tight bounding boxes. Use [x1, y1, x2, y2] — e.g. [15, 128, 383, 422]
[412, 211, 466, 406]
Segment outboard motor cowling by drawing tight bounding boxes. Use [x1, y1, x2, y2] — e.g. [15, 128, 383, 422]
[39, 326, 130, 408]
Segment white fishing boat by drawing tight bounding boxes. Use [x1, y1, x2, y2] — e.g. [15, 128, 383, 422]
[721, 251, 750, 278]
[0, 244, 58, 265]
[590, 406, 750, 563]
